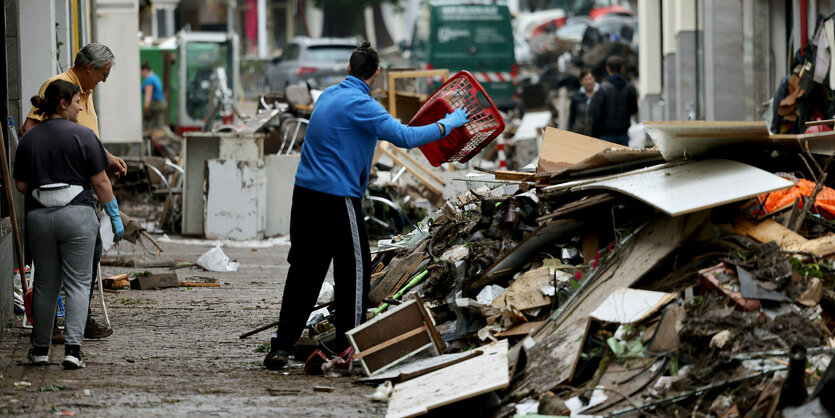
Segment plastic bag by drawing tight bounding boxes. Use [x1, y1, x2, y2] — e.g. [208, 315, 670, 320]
[197, 244, 240, 272]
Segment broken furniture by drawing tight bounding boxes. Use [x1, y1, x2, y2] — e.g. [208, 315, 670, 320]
[182, 131, 264, 237]
[346, 296, 444, 376]
[141, 156, 184, 231]
[385, 69, 450, 123]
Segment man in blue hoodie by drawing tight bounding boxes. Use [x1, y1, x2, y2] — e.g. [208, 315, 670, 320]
[263, 41, 467, 370]
[591, 55, 637, 146]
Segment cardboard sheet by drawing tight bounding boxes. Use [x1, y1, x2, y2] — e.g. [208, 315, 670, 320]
[536, 127, 626, 173]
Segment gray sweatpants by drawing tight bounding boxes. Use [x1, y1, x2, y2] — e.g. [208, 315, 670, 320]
[28, 205, 98, 347]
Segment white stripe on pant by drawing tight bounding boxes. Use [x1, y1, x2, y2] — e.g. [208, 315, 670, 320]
[344, 197, 364, 328]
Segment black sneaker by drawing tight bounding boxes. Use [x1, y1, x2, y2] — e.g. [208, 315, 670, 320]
[27, 347, 49, 365]
[62, 345, 85, 370]
[84, 317, 112, 339]
[263, 349, 289, 370]
[51, 322, 64, 345]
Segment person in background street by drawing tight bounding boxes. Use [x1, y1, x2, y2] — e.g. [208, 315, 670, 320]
[590, 55, 638, 146]
[141, 61, 168, 130]
[15, 80, 124, 369]
[263, 41, 468, 370]
[568, 68, 599, 136]
[20, 42, 125, 342]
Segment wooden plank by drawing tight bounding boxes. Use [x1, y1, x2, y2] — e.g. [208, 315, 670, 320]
[494, 170, 536, 181]
[495, 321, 545, 337]
[130, 273, 179, 290]
[785, 234, 835, 256]
[509, 318, 590, 395]
[386, 340, 509, 418]
[354, 326, 428, 360]
[378, 144, 443, 196]
[734, 217, 807, 247]
[357, 351, 481, 384]
[384, 256, 426, 300]
[415, 295, 445, 355]
[370, 241, 427, 306]
[389, 145, 446, 186]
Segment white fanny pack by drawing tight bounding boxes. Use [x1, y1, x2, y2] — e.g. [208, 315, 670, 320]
[32, 183, 84, 207]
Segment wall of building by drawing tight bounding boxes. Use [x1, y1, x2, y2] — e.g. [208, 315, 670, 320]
[94, 0, 142, 145]
[641, 0, 798, 123]
[0, 218, 13, 328]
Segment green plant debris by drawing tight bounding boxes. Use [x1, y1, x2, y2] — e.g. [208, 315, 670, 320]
[255, 343, 270, 353]
[39, 383, 67, 392]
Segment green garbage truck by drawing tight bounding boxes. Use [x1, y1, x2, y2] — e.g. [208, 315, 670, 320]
[409, 0, 518, 109]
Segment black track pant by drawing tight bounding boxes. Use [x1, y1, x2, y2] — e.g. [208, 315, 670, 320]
[274, 186, 371, 352]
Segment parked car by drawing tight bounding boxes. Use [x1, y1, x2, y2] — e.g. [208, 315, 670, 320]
[267, 36, 358, 94]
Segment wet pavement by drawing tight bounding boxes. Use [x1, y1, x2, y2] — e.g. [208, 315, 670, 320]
[0, 236, 382, 416]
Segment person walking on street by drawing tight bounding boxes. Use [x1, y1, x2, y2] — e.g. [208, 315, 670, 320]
[590, 55, 638, 146]
[20, 42, 125, 342]
[568, 68, 599, 136]
[141, 61, 168, 130]
[15, 80, 124, 369]
[263, 41, 468, 370]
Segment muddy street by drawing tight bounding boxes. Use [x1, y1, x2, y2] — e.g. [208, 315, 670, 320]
[0, 238, 382, 416]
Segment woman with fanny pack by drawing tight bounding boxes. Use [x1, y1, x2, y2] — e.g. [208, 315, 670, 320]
[13, 79, 124, 369]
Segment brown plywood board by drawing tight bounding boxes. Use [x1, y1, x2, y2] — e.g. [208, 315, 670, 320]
[386, 340, 509, 418]
[536, 127, 626, 173]
[643, 121, 799, 162]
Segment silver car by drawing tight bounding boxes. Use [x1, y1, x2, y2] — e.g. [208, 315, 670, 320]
[267, 36, 359, 94]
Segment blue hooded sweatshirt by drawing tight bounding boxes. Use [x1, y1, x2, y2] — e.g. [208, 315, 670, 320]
[294, 75, 443, 198]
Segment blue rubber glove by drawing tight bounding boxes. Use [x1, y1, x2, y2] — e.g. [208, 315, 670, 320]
[102, 197, 124, 243]
[437, 107, 468, 138]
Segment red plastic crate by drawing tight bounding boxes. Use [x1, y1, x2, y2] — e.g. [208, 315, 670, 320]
[409, 71, 506, 167]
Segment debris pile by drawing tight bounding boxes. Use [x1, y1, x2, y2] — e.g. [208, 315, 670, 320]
[331, 123, 835, 417]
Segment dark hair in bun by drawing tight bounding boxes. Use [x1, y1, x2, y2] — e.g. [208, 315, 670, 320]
[30, 79, 80, 117]
[349, 40, 379, 81]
